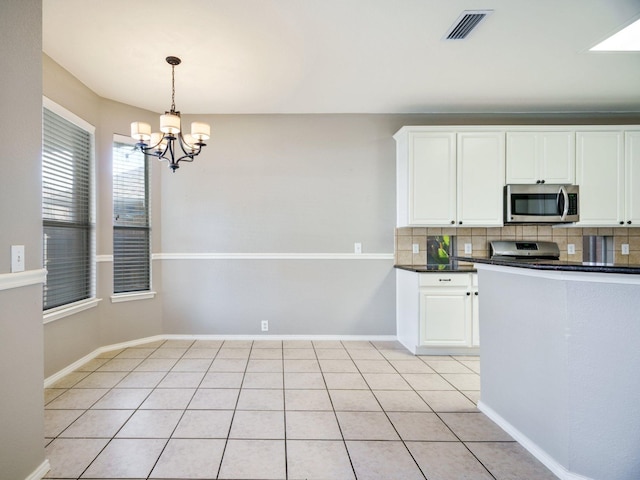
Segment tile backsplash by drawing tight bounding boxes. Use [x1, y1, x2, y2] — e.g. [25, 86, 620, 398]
[395, 226, 640, 266]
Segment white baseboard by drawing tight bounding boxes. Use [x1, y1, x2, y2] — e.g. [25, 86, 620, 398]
[44, 334, 398, 388]
[478, 400, 592, 480]
[25, 459, 50, 480]
[44, 335, 165, 387]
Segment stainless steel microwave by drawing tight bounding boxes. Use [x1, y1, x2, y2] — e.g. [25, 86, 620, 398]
[505, 184, 579, 224]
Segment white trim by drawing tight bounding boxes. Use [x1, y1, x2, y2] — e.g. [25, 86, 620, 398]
[92, 253, 395, 262]
[110, 291, 157, 303]
[162, 334, 398, 342]
[113, 133, 136, 145]
[474, 262, 640, 285]
[44, 335, 166, 387]
[43, 96, 95, 133]
[43, 298, 102, 324]
[153, 252, 394, 261]
[25, 459, 50, 480]
[0, 269, 46, 291]
[44, 334, 398, 388]
[478, 401, 593, 480]
[394, 125, 640, 139]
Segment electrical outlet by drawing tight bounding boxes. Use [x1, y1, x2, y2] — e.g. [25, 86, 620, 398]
[412, 244, 419, 254]
[464, 243, 472, 255]
[622, 244, 630, 255]
[261, 320, 269, 332]
[354, 242, 362, 254]
[567, 244, 576, 255]
[11, 245, 25, 273]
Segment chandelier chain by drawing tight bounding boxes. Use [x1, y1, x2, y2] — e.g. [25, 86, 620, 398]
[170, 64, 176, 113]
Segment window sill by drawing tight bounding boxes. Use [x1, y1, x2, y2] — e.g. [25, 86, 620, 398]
[110, 291, 157, 303]
[43, 297, 102, 324]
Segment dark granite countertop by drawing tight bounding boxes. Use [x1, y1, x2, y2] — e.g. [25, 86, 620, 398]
[451, 256, 640, 275]
[394, 263, 477, 273]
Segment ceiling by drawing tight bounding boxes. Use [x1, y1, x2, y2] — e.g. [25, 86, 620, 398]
[43, 0, 640, 115]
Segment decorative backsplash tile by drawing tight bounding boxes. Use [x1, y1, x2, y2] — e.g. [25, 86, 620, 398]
[395, 226, 640, 266]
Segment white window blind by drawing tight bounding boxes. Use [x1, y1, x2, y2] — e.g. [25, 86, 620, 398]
[113, 142, 150, 293]
[42, 107, 94, 310]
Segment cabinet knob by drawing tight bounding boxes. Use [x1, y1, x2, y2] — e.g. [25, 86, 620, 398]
[466, 292, 471, 296]
[536, 180, 540, 184]
[459, 221, 463, 225]
[541, 180, 545, 184]
[628, 221, 632, 225]
[620, 221, 625, 225]
[451, 220, 455, 224]
[474, 292, 478, 296]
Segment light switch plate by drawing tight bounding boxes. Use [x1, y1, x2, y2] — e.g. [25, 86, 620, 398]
[464, 243, 472, 255]
[354, 243, 362, 254]
[412, 244, 419, 254]
[567, 244, 576, 255]
[11, 245, 25, 273]
[622, 244, 630, 255]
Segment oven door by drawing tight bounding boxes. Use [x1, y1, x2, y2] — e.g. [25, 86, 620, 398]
[505, 184, 579, 223]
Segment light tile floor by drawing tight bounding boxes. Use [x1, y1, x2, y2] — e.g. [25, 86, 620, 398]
[43, 339, 556, 479]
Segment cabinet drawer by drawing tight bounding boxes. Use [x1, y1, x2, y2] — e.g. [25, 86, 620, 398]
[419, 274, 470, 288]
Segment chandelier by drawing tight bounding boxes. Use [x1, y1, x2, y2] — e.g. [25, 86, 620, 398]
[130, 56, 210, 172]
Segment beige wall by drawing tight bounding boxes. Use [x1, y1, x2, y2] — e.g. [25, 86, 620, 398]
[40, 52, 640, 372]
[0, 0, 47, 478]
[42, 56, 164, 376]
[396, 226, 640, 265]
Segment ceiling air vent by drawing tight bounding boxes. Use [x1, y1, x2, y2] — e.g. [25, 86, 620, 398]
[444, 10, 493, 40]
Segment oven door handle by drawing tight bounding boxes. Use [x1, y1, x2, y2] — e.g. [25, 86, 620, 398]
[557, 186, 569, 220]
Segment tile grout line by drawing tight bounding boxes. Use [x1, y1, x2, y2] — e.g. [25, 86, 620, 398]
[215, 339, 253, 480]
[281, 341, 288, 480]
[350, 342, 429, 480]
[143, 338, 199, 480]
[68, 339, 169, 480]
[413, 354, 497, 480]
[319, 340, 359, 480]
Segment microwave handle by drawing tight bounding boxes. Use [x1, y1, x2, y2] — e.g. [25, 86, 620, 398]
[557, 186, 569, 220]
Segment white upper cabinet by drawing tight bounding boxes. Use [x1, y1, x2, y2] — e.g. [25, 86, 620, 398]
[395, 127, 504, 227]
[457, 132, 505, 226]
[625, 131, 640, 226]
[576, 131, 624, 226]
[506, 132, 575, 184]
[396, 131, 456, 226]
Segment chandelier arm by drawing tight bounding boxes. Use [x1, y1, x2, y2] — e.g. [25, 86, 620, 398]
[137, 141, 168, 160]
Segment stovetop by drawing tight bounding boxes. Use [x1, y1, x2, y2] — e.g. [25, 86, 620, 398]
[490, 240, 560, 260]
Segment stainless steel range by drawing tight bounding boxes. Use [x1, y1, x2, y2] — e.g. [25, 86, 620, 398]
[490, 240, 560, 261]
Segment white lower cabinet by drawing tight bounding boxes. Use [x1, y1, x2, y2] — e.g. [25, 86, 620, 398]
[396, 269, 479, 355]
[419, 289, 470, 346]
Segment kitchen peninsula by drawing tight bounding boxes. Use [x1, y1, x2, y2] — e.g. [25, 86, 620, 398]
[454, 255, 640, 480]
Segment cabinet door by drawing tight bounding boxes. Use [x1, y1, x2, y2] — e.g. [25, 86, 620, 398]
[457, 132, 505, 226]
[625, 131, 640, 226]
[576, 132, 624, 226]
[419, 290, 470, 346]
[540, 132, 575, 184]
[408, 132, 457, 226]
[506, 132, 574, 184]
[506, 133, 538, 183]
[471, 289, 480, 347]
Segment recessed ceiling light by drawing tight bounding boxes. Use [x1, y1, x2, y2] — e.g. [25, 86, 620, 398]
[591, 17, 640, 51]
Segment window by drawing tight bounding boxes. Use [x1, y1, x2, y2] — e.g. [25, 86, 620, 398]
[42, 103, 94, 310]
[112, 139, 150, 294]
